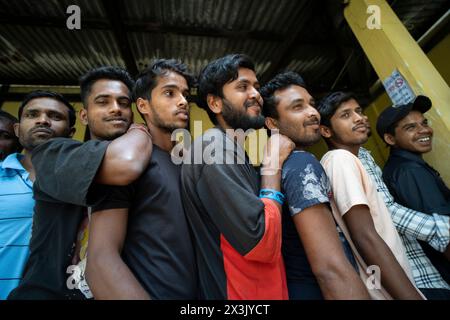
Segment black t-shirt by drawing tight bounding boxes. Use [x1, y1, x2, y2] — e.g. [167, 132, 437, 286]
[180, 128, 269, 299]
[92, 145, 198, 299]
[8, 138, 109, 300]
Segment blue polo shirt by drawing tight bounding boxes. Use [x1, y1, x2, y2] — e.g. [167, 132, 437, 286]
[0, 153, 34, 299]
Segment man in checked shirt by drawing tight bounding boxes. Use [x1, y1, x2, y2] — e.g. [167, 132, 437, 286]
[358, 113, 450, 300]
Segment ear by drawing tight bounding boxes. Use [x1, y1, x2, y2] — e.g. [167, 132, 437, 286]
[319, 124, 332, 138]
[383, 133, 396, 146]
[207, 94, 222, 115]
[13, 122, 20, 138]
[79, 108, 88, 126]
[265, 117, 278, 130]
[136, 97, 150, 115]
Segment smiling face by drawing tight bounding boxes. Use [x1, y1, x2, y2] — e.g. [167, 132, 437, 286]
[321, 98, 369, 149]
[219, 67, 265, 130]
[80, 79, 133, 141]
[15, 97, 74, 151]
[268, 85, 321, 149]
[385, 110, 433, 154]
[138, 70, 190, 133]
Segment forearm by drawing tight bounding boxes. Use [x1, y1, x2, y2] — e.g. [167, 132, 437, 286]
[389, 202, 450, 252]
[86, 253, 150, 300]
[353, 233, 422, 300]
[96, 128, 152, 185]
[316, 266, 370, 300]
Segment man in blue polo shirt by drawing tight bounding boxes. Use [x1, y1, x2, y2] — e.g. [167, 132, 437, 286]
[0, 90, 76, 299]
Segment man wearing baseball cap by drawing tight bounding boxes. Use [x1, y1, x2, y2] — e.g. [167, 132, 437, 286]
[377, 95, 450, 299]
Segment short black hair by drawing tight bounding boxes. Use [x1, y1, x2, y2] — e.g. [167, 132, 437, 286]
[133, 59, 195, 101]
[198, 54, 256, 124]
[316, 91, 358, 127]
[260, 71, 306, 119]
[0, 110, 19, 124]
[79, 66, 135, 106]
[18, 90, 76, 127]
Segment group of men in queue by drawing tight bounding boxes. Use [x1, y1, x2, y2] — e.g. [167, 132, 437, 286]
[1, 53, 449, 300]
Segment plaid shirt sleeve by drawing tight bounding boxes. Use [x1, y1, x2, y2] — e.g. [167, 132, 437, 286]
[358, 147, 450, 252]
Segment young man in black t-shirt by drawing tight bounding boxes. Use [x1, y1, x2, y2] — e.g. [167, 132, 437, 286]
[86, 60, 198, 299]
[8, 67, 153, 300]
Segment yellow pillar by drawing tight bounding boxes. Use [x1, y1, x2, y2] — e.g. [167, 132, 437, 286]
[344, 0, 450, 182]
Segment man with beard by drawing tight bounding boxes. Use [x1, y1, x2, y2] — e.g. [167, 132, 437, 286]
[0, 111, 21, 161]
[260, 72, 370, 300]
[317, 91, 423, 299]
[181, 54, 295, 299]
[0, 91, 76, 299]
[86, 59, 197, 299]
[8, 67, 153, 300]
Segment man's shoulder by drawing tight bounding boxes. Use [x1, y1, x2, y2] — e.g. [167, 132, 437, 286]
[384, 154, 422, 175]
[284, 151, 322, 171]
[33, 138, 109, 159]
[0, 153, 24, 173]
[321, 149, 358, 164]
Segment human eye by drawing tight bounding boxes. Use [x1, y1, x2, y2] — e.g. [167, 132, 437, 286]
[118, 98, 131, 108]
[49, 112, 63, 120]
[25, 110, 38, 118]
[164, 90, 174, 97]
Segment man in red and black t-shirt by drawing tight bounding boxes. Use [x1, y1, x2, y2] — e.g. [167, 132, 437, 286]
[181, 54, 294, 300]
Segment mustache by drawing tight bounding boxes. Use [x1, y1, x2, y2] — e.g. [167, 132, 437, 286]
[104, 116, 129, 122]
[175, 109, 189, 116]
[30, 126, 54, 135]
[304, 117, 320, 127]
[352, 124, 367, 131]
[244, 99, 262, 109]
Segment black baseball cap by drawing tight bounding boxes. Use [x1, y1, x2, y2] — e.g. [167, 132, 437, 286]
[376, 95, 432, 139]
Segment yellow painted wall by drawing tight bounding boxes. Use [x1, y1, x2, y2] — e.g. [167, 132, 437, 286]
[364, 33, 450, 168]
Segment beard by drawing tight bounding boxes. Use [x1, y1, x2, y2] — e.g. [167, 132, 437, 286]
[221, 98, 265, 131]
[292, 132, 321, 147]
[151, 109, 187, 134]
[20, 126, 71, 151]
[279, 123, 321, 148]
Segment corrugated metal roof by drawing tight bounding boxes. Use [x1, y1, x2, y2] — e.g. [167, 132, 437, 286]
[0, 25, 124, 83]
[0, 0, 107, 19]
[0, 0, 448, 97]
[122, 0, 306, 34]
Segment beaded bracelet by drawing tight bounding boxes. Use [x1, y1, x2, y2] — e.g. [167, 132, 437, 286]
[259, 189, 285, 205]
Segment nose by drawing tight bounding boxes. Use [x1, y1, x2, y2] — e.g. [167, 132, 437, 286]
[249, 86, 261, 102]
[36, 113, 51, 126]
[353, 111, 364, 123]
[418, 123, 433, 134]
[307, 105, 320, 118]
[178, 94, 188, 109]
[109, 100, 121, 114]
